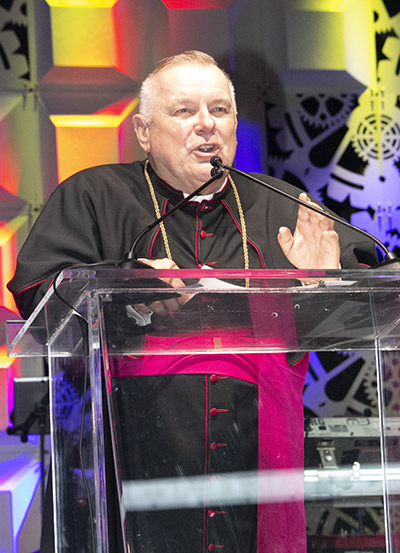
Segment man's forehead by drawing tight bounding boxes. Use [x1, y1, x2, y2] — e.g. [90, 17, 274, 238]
[155, 64, 233, 102]
[157, 63, 229, 88]
[166, 95, 233, 109]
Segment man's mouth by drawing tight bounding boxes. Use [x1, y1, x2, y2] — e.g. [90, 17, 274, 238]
[197, 144, 216, 153]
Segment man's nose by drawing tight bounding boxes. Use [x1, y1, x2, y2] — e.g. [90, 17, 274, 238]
[195, 108, 215, 133]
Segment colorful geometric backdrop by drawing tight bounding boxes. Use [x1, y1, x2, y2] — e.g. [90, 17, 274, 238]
[1, 0, 400, 433]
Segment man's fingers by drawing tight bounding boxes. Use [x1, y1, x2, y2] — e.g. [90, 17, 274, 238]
[322, 229, 340, 250]
[277, 226, 294, 255]
[135, 303, 153, 314]
[297, 193, 334, 232]
[139, 257, 187, 291]
[135, 257, 190, 315]
[151, 300, 171, 317]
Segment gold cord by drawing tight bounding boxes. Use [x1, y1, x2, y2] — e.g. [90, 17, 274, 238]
[228, 174, 249, 287]
[144, 160, 249, 286]
[144, 160, 172, 260]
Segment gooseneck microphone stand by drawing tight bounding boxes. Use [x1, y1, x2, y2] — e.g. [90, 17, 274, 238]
[119, 166, 224, 268]
[210, 156, 400, 268]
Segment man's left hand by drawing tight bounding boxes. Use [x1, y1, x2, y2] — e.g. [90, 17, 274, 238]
[277, 193, 340, 270]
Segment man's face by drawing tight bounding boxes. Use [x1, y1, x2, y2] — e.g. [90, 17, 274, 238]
[133, 63, 237, 194]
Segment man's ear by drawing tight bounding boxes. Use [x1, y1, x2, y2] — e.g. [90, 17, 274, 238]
[132, 114, 150, 153]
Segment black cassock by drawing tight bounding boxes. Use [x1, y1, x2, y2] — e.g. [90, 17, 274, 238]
[8, 160, 377, 552]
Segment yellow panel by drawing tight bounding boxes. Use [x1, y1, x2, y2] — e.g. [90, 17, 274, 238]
[47, 1, 117, 6]
[285, 0, 372, 87]
[50, 7, 115, 67]
[342, 0, 375, 86]
[287, 0, 354, 11]
[0, 347, 14, 370]
[55, 127, 119, 182]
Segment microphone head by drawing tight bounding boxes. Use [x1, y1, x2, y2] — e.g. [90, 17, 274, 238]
[210, 156, 223, 167]
[210, 156, 224, 177]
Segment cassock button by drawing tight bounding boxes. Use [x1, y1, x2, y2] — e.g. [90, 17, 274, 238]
[211, 442, 227, 450]
[210, 408, 228, 416]
[208, 509, 225, 517]
[210, 374, 228, 382]
[200, 230, 207, 239]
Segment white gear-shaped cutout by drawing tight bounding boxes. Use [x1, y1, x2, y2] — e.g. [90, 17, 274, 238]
[362, 358, 379, 407]
[379, 351, 400, 416]
[351, 114, 400, 161]
[297, 94, 356, 129]
[303, 351, 379, 417]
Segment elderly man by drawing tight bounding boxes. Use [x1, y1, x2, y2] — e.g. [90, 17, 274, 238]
[8, 51, 377, 553]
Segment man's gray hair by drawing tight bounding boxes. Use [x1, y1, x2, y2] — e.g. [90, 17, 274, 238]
[139, 50, 236, 125]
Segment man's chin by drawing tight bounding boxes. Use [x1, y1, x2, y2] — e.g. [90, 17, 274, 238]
[188, 169, 214, 188]
[198, 172, 226, 195]
[198, 168, 224, 187]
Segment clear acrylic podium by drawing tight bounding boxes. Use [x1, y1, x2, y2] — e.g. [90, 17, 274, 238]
[6, 267, 400, 553]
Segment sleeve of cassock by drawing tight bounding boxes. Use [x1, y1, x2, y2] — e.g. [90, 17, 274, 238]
[7, 172, 104, 319]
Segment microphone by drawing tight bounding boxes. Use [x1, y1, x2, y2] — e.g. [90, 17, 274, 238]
[210, 156, 400, 268]
[51, 165, 227, 321]
[119, 163, 224, 268]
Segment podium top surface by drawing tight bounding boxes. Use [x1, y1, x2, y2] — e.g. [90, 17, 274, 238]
[6, 267, 400, 356]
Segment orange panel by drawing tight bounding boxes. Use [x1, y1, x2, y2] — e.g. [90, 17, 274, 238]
[0, 367, 8, 429]
[0, 219, 27, 311]
[0, 139, 20, 196]
[0, 235, 15, 310]
[55, 126, 119, 182]
[0, 361, 19, 429]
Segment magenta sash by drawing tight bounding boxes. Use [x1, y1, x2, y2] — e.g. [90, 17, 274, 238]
[110, 344, 308, 553]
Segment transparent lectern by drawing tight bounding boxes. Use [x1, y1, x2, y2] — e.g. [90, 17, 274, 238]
[6, 267, 400, 553]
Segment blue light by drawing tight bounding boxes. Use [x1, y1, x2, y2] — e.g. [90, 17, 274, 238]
[236, 119, 262, 173]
